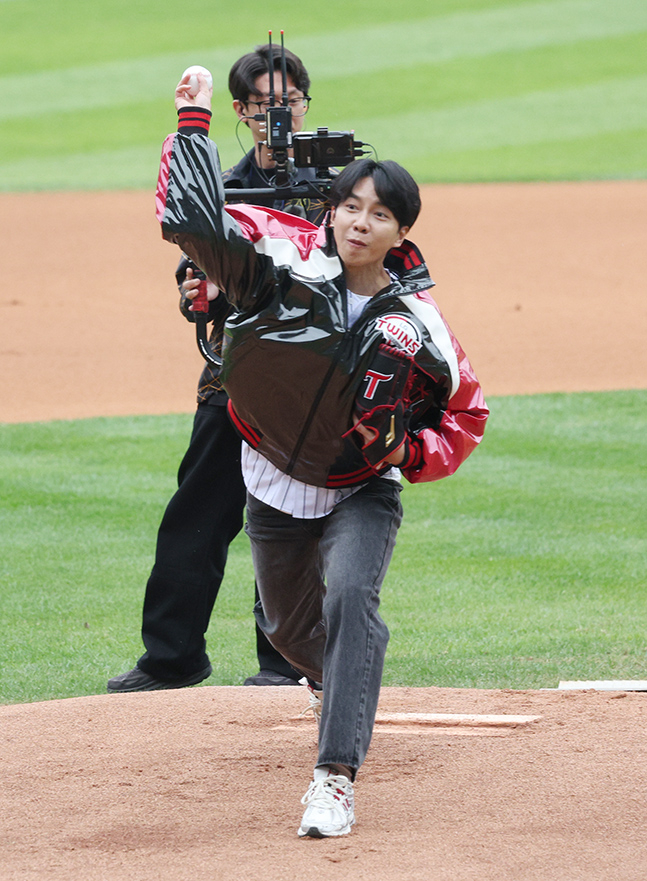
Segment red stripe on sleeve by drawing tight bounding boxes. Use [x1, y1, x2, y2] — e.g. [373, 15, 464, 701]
[155, 133, 175, 224]
[177, 106, 212, 135]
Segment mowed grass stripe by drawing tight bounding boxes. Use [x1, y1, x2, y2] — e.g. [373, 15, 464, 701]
[6, 29, 645, 161]
[5, 28, 645, 169]
[0, 140, 241, 191]
[315, 31, 647, 119]
[1, 0, 645, 121]
[406, 128, 647, 182]
[3, 75, 644, 189]
[352, 75, 647, 159]
[299, 0, 647, 77]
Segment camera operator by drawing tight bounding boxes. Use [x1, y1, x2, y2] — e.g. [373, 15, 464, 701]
[108, 43, 326, 694]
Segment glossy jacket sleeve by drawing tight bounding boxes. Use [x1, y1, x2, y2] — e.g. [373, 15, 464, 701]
[402, 333, 489, 484]
[155, 130, 271, 313]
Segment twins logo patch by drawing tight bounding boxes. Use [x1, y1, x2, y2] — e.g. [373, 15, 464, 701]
[375, 314, 422, 356]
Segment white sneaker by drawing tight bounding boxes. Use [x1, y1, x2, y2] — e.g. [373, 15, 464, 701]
[298, 769, 355, 838]
[298, 677, 322, 727]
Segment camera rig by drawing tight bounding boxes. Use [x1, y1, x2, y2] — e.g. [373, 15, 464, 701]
[224, 29, 369, 199]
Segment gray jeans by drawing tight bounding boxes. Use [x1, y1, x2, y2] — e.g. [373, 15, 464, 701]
[245, 478, 403, 775]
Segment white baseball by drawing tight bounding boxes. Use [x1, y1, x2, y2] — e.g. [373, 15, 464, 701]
[182, 65, 213, 97]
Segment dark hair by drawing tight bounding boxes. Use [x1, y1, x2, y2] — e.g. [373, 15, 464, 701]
[329, 159, 421, 230]
[228, 44, 311, 104]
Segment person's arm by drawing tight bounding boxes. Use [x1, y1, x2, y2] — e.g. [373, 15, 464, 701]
[156, 73, 273, 313]
[351, 303, 488, 479]
[401, 337, 488, 483]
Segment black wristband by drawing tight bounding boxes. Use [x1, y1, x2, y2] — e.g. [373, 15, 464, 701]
[177, 106, 212, 136]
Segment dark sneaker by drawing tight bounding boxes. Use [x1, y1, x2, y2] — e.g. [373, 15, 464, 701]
[298, 770, 355, 838]
[107, 664, 212, 693]
[243, 669, 301, 686]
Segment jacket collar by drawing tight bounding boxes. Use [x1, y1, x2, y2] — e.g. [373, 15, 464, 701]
[384, 240, 435, 294]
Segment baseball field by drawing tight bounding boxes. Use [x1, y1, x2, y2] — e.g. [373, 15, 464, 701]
[1, 1, 647, 878]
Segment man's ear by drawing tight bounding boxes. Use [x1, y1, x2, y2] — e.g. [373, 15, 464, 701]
[395, 226, 410, 247]
[233, 100, 246, 121]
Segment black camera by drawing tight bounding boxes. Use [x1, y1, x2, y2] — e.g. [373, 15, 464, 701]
[293, 128, 358, 175]
[248, 116, 366, 193]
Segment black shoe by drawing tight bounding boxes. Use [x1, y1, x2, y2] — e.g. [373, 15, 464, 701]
[243, 669, 301, 686]
[107, 664, 212, 693]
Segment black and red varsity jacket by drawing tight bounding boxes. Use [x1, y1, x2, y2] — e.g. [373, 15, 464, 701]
[156, 118, 488, 488]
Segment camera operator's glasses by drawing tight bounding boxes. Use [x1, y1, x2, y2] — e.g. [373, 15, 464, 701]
[246, 95, 311, 117]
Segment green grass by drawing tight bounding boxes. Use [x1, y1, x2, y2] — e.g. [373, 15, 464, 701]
[1, 391, 645, 704]
[1, 0, 646, 188]
[383, 391, 647, 687]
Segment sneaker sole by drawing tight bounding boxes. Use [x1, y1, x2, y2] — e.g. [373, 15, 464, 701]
[297, 819, 355, 839]
[107, 667, 212, 693]
[243, 676, 301, 686]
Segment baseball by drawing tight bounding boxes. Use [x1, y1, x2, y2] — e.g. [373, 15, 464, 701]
[182, 65, 213, 97]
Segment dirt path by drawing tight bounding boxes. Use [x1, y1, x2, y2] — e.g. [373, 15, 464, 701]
[2, 181, 645, 423]
[1, 183, 646, 880]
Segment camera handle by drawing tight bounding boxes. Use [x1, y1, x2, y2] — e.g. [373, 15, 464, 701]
[186, 270, 224, 368]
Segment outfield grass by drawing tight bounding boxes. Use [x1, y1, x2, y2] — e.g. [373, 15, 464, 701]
[1, 0, 646, 189]
[1, 391, 645, 705]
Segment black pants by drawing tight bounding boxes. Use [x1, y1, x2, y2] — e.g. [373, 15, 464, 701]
[137, 402, 298, 682]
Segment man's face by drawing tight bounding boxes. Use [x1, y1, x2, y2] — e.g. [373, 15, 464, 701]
[234, 71, 308, 144]
[331, 177, 409, 273]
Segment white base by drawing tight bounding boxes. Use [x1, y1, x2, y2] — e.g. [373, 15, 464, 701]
[558, 680, 647, 691]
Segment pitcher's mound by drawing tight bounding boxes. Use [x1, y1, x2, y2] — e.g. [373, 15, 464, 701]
[2, 685, 646, 880]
